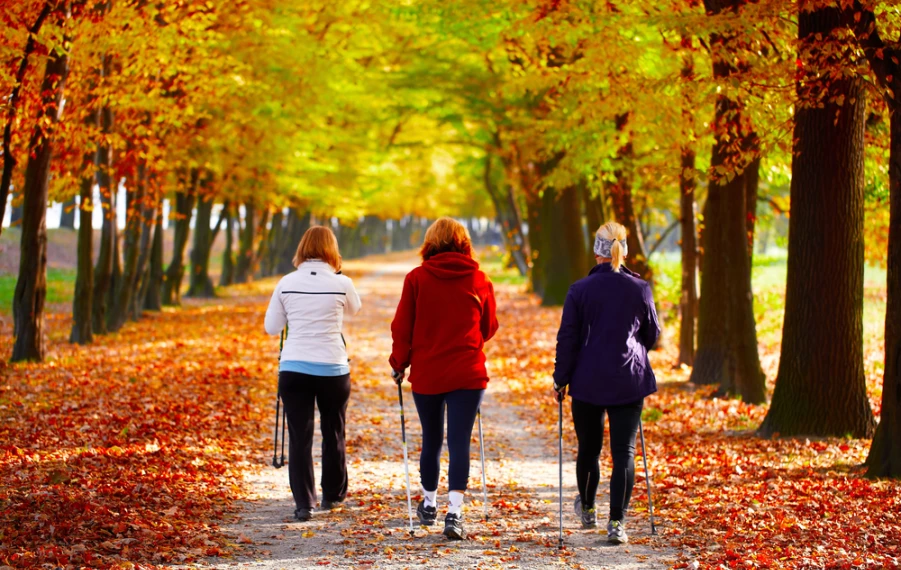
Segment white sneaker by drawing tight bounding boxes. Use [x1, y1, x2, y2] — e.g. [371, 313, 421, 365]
[607, 519, 628, 544]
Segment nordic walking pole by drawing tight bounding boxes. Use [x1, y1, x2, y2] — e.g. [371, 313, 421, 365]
[273, 327, 287, 468]
[557, 394, 564, 549]
[395, 373, 415, 536]
[477, 408, 489, 522]
[638, 418, 657, 535]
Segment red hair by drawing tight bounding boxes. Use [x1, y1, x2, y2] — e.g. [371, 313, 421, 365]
[419, 217, 474, 261]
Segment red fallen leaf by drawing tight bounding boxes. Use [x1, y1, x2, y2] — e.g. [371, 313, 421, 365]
[316, 561, 331, 566]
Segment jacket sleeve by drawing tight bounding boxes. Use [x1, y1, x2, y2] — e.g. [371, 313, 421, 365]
[480, 279, 499, 342]
[638, 282, 661, 350]
[389, 272, 416, 371]
[552, 287, 582, 387]
[344, 277, 362, 316]
[264, 281, 287, 335]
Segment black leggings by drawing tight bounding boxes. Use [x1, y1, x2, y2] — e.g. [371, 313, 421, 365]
[278, 371, 351, 510]
[412, 389, 484, 492]
[571, 397, 643, 521]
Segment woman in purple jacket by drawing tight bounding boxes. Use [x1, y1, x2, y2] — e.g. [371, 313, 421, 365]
[552, 221, 660, 545]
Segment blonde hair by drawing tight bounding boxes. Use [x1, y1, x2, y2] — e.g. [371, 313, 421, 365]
[420, 217, 474, 261]
[597, 221, 628, 272]
[293, 226, 342, 272]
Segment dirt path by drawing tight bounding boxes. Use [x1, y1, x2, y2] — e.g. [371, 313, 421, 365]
[195, 258, 678, 569]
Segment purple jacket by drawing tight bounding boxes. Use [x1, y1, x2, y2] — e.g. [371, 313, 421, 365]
[552, 263, 660, 407]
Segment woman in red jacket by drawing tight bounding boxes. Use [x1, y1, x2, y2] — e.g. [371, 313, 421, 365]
[389, 217, 499, 540]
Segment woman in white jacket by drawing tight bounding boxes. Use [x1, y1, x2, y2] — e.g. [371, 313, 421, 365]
[264, 225, 361, 521]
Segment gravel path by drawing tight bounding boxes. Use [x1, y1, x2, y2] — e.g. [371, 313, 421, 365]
[190, 259, 678, 569]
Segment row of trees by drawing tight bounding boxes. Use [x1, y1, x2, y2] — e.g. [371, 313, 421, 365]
[1, 1, 898, 476]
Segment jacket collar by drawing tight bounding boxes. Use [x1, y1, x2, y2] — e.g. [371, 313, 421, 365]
[588, 262, 639, 278]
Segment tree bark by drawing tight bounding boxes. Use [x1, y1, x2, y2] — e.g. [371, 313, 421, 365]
[690, 0, 765, 403]
[0, 1, 54, 239]
[609, 113, 652, 282]
[143, 203, 164, 311]
[186, 195, 216, 298]
[220, 204, 236, 286]
[679, 146, 698, 367]
[745, 153, 761, 255]
[161, 171, 197, 305]
[91, 96, 116, 334]
[59, 197, 76, 229]
[11, 31, 68, 362]
[262, 209, 284, 277]
[235, 201, 256, 283]
[131, 190, 157, 321]
[253, 207, 271, 277]
[109, 167, 148, 331]
[70, 169, 94, 345]
[761, 4, 875, 437]
[853, 1, 901, 477]
[276, 208, 310, 274]
[538, 184, 589, 306]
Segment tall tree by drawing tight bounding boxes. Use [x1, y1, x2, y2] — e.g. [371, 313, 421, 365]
[161, 172, 197, 306]
[679, 37, 699, 367]
[11, 15, 69, 362]
[689, 0, 766, 404]
[761, 2, 875, 437]
[69, 166, 94, 345]
[0, 1, 54, 238]
[852, 3, 901, 476]
[609, 112, 652, 282]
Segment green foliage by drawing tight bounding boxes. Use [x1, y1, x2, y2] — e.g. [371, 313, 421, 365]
[0, 269, 76, 314]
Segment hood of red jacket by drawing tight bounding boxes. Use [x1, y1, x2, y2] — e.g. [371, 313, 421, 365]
[421, 252, 480, 279]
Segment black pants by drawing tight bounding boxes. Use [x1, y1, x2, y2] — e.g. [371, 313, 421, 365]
[571, 397, 643, 521]
[278, 371, 351, 510]
[412, 389, 484, 492]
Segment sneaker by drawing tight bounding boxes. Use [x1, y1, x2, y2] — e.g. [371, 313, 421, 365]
[294, 507, 312, 522]
[416, 500, 437, 526]
[443, 513, 465, 540]
[573, 495, 597, 528]
[607, 519, 628, 544]
[320, 498, 344, 511]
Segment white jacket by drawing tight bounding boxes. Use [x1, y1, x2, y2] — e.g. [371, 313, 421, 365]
[264, 260, 362, 364]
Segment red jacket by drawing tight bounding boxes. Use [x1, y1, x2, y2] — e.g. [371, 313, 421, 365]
[389, 252, 499, 395]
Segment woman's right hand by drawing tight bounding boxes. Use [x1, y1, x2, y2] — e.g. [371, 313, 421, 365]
[391, 369, 406, 385]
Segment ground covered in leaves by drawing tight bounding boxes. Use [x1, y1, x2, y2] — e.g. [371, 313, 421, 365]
[1, 252, 898, 569]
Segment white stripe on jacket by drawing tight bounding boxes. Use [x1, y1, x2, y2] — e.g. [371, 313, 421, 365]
[264, 260, 362, 365]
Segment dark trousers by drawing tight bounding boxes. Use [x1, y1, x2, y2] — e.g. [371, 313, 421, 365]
[412, 389, 484, 492]
[278, 371, 351, 510]
[571, 397, 643, 521]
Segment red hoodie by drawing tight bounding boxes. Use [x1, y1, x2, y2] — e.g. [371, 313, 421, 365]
[389, 252, 499, 395]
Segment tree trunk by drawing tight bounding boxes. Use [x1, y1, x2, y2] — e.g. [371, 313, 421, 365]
[538, 184, 589, 306]
[262, 209, 284, 277]
[276, 208, 310, 274]
[59, 197, 76, 229]
[161, 172, 197, 305]
[609, 113, 652, 282]
[580, 180, 603, 269]
[186, 195, 216, 298]
[689, 3, 765, 404]
[235, 201, 256, 283]
[253, 207, 271, 278]
[144, 203, 163, 311]
[0, 2, 53, 239]
[526, 193, 543, 295]
[109, 168, 147, 332]
[761, 5, 875, 437]
[853, 1, 901, 477]
[70, 170, 94, 345]
[220, 205, 236, 287]
[91, 102, 116, 335]
[131, 192, 157, 321]
[866, 107, 901, 476]
[679, 146, 698, 367]
[745, 153, 761, 255]
[11, 35, 68, 363]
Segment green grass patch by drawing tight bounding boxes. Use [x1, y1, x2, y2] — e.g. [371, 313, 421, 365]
[0, 268, 77, 314]
[479, 246, 528, 287]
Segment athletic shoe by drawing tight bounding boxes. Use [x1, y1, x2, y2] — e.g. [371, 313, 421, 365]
[320, 499, 344, 511]
[607, 519, 628, 544]
[416, 500, 437, 526]
[573, 495, 597, 528]
[443, 513, 465, 540]
[294, 507, 312, 522]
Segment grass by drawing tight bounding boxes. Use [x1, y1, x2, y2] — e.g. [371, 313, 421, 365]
[478, 245, 529, 286]
[0, 268, 77, 315]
